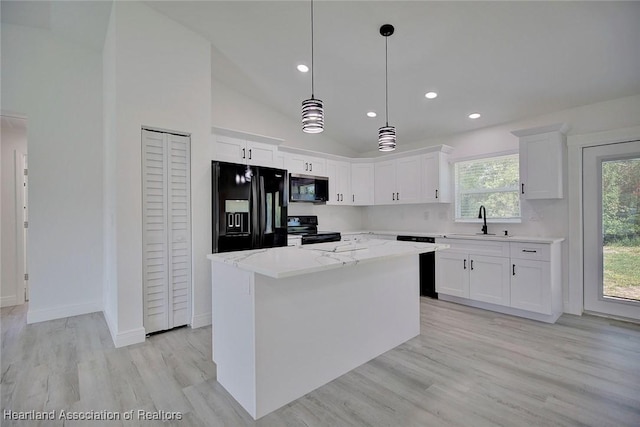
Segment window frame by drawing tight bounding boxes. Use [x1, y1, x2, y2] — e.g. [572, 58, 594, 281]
[453, 151, 522, 224]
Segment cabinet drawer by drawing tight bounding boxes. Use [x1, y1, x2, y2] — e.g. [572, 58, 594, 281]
[510, 242, 549, 261]
[437, 238, 509, 257]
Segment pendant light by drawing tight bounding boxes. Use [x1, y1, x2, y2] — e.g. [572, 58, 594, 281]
[378, 24, 396, 152]
[301, 0, 324, 133]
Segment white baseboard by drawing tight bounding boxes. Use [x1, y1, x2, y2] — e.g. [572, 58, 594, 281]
[27, 301, 102, 324]
[103, 308, 146, 348]
[1, 295, 18, 308]
[113, 326, 146, 348]
[191, 311, 212, 328]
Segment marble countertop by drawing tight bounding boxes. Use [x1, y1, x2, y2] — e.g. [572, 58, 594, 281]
[207, 238, 449, 279]
[339, 230, 563, 244]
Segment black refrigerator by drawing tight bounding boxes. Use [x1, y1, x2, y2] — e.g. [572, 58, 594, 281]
[212, 161, 288, 253]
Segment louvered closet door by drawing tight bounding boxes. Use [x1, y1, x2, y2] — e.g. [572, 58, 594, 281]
[142, 129, 191, 334]
[167, 133, 191, 328]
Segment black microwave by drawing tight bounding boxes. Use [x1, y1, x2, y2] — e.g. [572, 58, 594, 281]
[289, 173, 329, 203]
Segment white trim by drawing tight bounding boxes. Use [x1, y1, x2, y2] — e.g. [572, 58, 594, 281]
[511, 123, 569, 138]
[27, 301, 102, 324]
[1, 296, 18, 307]
[113, 327, 146, 348]
[449, 148, 518, 163]
[191, 311, 212, 328]
[103, 305, 146, 347]
[566, 125, 640, 316]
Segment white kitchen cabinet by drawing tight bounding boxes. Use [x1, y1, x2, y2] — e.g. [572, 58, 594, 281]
[512, 123, 568, 200]
[374, 156, 422, 205]
[435, 251, 469, 298]
[421, 151, 451, 203]
[435, 237, 562, 322]
[468, 255, 510, 306]
[212, 134, 278, 168]
[510, 242, 556, 315]
[287, 235, 302, 247]
[436, 250, 509, 305]
[511, 258, 551, 314]
[326, 160, 351, 205]
[350, 162, 375, 205]
[285, 153, 327, 177]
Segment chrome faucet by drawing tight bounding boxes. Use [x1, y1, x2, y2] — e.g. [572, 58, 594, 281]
[478, 205, 488, 235]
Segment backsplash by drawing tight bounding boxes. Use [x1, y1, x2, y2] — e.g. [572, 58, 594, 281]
[287, 203, 364, 232]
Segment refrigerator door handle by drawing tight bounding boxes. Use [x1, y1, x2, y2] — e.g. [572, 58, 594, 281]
[250, 174, 259, 248]
[259, 176, 266, 247]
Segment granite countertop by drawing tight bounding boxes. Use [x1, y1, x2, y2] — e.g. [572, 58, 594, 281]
[207, 237, 449, 279]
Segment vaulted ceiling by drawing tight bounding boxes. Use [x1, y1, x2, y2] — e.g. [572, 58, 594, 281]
[3, 1, 640, 153]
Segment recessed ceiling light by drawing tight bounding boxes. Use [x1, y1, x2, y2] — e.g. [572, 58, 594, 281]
[468, 112, 481, 119]
[367, 111, 377, 118]
[425, 92, 438, 99]
[297, 64, 309, 73]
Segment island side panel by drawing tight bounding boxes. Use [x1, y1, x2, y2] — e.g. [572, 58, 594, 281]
[211, 261, 257, 418]
[253, 255, 420, 419]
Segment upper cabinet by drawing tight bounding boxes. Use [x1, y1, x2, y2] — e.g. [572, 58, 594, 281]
[512, 123, 569, 200]
[350, 162, 375, 205]
[284, 152, 327, 177]
[326, 160, 351, 205]
[374, 156, 422, 205]
[421, 149, 452, 203]
[212, 127, 282, 168]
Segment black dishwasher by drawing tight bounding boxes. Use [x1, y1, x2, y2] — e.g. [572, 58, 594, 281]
[397, 235, 437, 299]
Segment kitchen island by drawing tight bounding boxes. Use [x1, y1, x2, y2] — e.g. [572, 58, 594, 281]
[207, 238, 448, 419]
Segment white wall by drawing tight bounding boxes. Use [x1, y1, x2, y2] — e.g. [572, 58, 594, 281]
[1, 117, 28, 307]
[102, 4, 118, 333]
[212, 76, 357, 158]
[288, 204, 364, 232]
[1, 24, 104, 322]
[363, 94, 640, 314]
[105, 2, 212, 346]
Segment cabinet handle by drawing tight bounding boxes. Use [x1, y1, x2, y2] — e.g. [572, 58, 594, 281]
[435, 189, 438, 199]
[352, 194, 355, 202]
[513, 264, 516, 276]
[341, 194, 344, 201]
[305, 162, 308, 171]
[522, 249, 537, 253]
[248, 149, 252, 160]
[310, 163, 313, 172]
[521, 183, 525, 194]
[397, 192, 400, 201]
[392, 193, 395, 201]
[470, 260, 474, 270]
[463, 259, 467, 270]
[242, 148, 246, 159]
[337, 193, 340, 201]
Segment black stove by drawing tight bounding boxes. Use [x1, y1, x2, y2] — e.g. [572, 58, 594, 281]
[287, 216, 341, 245]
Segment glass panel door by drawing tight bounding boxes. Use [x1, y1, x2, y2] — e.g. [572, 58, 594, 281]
[583, 141, 640, 320]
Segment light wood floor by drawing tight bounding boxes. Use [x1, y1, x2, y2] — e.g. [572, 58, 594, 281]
[2, 299, 640, 426]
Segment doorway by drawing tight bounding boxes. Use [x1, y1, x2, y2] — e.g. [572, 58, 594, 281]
[1, 114, 29, 308]
[583, 140, 640, 320]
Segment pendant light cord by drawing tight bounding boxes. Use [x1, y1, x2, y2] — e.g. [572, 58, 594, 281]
[385, 35, 389, 126]
[310, 0, 315, 99]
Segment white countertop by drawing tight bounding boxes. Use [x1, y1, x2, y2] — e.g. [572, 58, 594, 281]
[207, 238, 448, 279]
[340, 230, 563, 244]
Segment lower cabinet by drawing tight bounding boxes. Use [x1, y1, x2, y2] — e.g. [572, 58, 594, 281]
[435, 252, 510, 305]
[435, 238, 562, 323]
[435, 252, 469, 298]
[469, 255, 511, 306]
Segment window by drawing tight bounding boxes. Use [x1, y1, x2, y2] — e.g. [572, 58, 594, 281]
[455, 153, 521, 222]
